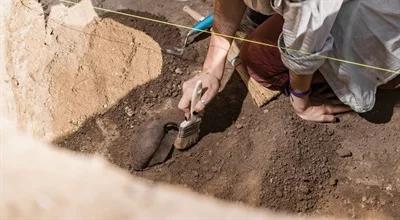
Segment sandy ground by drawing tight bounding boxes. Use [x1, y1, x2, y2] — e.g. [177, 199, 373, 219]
[6, 0, 400, 219]
[4, 0, 164, 140]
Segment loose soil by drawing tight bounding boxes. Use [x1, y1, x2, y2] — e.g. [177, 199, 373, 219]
[54, 10, 400, 220]
[46, 13, 164, 137]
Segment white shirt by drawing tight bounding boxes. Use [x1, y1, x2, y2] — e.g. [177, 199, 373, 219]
[244, 0, 400, 112]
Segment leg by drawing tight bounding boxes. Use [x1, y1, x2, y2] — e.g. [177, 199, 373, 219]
[239, 14, 327, 90]
[240, 14, 288, 91]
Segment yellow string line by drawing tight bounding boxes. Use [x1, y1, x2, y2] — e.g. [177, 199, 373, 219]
[54, 0, 397, 74]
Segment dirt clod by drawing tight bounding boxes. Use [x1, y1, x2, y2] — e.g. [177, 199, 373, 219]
[336, 149, 353, 158]
[329, 178, 338, 186]
[175, 68, 184, 74]
[235, 123, 244, 129]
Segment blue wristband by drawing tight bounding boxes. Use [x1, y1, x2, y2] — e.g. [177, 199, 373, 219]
[285, 86, 311, 98]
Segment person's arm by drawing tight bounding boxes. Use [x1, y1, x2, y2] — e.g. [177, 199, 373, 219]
[179, 0, 246, 115]
[202, 0, 247, 80]
[213, 0, 246, 40]
[279, 0, 350, 122]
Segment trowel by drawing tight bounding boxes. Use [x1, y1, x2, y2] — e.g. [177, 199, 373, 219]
[165, 6, 214, 56]
[131, 120, 178, 170]
[147, 122, 178, 167]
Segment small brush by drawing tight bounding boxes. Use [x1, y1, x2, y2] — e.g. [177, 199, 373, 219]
[174, 80, 203, 150]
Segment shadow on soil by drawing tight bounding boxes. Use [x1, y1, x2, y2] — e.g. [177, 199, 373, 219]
[48, 5, 342, 215]
[42, 2, 399, 217]
[360, 90, 400, 124]
[53, 11, 246, 166]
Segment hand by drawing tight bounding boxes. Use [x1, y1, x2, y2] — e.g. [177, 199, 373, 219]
[178, 71, 220, 118]
[290, 93, 351, 123]
[178, 35, 229, 118]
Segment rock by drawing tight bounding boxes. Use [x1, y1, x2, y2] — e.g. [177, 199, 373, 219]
[175, 68, 183, 74]
[235, 123, 244, 129]
[336, 149, 353, 158]
[329, 178, 338, 186]
[124, 106, 135, 117]
[362, 196, 367, 202]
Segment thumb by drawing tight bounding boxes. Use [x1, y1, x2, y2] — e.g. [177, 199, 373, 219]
[178, 93, 191, 118]
[319, 114, 337, 123]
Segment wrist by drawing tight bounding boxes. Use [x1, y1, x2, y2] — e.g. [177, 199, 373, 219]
[289, 70, 313, 93]
[210, 34, 231, 48]
[285, 85, 312, 98]
[290, 93, 310, 112]
[202, 67, 223, 82]
[203, 36, 230, 81]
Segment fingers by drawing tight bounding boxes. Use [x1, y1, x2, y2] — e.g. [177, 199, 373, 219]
[322, 104, 352, 115]
[309, 104, 351, 122]
[193, 86, 218, 113]
[317, 114, 337, 123]
[178, 72, 220, 118]
[178, 93, 191, 118]
[298, 111, 337, 123]
[297, 104, 352, 123]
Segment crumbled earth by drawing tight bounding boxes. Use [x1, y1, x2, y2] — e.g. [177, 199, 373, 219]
[54, 3, 400, 220]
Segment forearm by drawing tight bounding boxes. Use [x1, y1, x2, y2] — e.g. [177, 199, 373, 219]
[213, 0, 246, 38]
[202, 35, 230, 80]
[203, 0, 246, 80]
[288, 70, 313, 113]
[289, 70, 313, 93]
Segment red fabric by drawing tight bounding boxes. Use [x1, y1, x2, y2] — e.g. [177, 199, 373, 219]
[240, 14, 288, 91]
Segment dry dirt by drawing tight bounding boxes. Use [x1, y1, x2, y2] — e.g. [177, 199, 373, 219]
[4, 0, 166, 140]
[47, 15, 164, 138]
[50, 9, 400, 220]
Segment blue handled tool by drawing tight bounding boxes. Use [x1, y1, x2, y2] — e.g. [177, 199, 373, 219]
[189, 14, 214, 37]
[166, 14, 214, 56]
